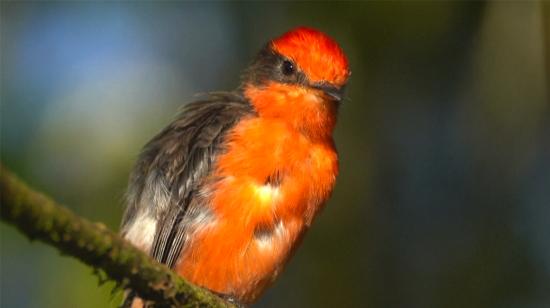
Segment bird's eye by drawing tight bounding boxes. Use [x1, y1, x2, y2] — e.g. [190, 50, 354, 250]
[281, 60, 295, 76]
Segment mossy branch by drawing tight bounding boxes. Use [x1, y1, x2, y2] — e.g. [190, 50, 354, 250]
[0, 164, 233, 308]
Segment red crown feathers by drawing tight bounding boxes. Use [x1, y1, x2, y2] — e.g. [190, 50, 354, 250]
[272, 27, 349, 86]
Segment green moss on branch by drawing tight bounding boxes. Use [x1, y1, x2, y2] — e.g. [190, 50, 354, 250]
[0, 164, 232, 308]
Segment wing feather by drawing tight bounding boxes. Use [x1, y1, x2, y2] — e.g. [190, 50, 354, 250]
[121, 92, 254, 268]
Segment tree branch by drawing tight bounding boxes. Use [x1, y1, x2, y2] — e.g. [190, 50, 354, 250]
[0, 164, 233, 308]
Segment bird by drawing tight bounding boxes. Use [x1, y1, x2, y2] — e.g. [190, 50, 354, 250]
[120, 26, 350, 307]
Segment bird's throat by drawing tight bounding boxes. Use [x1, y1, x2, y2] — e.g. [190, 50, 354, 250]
[244, 82, 337, 141]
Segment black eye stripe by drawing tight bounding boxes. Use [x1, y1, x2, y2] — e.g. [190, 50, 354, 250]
[282, 60, 295, 75]
[243, 46, 309, 87]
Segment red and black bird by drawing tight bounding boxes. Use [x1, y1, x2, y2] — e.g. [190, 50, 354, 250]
[121, 27, 350, 306]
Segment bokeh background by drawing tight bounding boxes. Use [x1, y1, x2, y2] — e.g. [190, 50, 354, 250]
[1, 2, 549, 307]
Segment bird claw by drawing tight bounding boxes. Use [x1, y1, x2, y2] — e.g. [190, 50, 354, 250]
[211, 291, 247, 308]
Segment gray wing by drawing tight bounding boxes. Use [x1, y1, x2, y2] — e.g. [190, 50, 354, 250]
[121, 92, 254, 268]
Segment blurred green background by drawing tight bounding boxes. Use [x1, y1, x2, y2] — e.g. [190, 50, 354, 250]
[1, 2, 549, 307]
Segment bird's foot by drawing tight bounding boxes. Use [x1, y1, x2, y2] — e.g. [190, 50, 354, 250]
[211, 291, 247, 308]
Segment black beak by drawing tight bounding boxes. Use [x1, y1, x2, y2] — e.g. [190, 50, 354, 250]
[312, 83, 344, 102]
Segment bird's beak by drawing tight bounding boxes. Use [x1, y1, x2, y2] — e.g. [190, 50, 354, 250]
[311, 83, 344, 102]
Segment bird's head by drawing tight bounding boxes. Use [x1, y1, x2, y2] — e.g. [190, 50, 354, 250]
[242, 27, 350, 139]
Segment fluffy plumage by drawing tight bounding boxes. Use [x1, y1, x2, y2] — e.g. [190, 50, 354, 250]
[121, 26, 349, 306]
